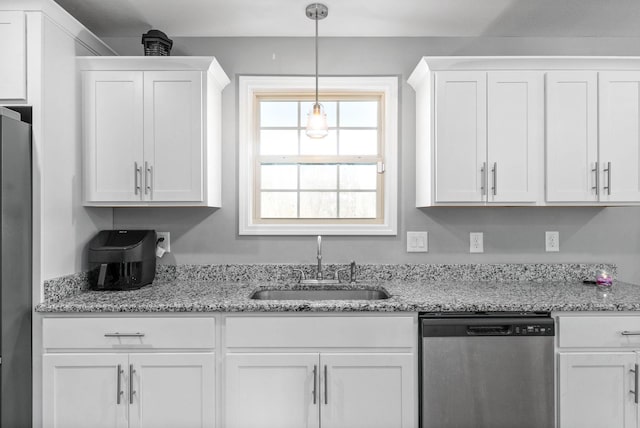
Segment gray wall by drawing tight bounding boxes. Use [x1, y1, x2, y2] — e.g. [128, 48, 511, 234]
[103, 36, 640, 283]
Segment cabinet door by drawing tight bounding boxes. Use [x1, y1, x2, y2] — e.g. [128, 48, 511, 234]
[599, 72, 640, 202]
[487, 72, 542, 203]
[43, 353, 128, 428]
[129, 353, 215, 428]
[546, 71, 598, 202]
[84, 71, 144, 202]
[143, 71, 203, 202]
[321, 353, 414, 428]
[0, 12, 26, 101]
[434, 71, 487, 203]
[559, 352, 637, 428]
[225, 353, 320, 428]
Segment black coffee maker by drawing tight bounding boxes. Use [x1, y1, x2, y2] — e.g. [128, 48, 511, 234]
[88, 230, 157, 290]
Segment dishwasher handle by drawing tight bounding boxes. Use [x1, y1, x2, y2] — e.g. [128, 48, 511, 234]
[467, 325, 512, 335]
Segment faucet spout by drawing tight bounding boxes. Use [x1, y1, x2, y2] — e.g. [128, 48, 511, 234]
[316, 235, 323, 280]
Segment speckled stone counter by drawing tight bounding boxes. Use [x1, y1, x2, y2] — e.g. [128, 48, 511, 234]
[35, 277, 640, 313]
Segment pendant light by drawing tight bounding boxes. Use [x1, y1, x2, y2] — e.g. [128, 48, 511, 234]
[305, 3, 329, 139]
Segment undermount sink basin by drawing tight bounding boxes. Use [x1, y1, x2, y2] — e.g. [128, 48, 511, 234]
[249, 287, 391, 301]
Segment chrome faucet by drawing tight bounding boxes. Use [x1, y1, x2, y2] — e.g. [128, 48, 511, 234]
[316, 235, 323, 280]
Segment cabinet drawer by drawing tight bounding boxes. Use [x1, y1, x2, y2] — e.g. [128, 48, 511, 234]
[559, 315, 640, 348]
[225, 316, 415, 348]
[43, 317, 215, 350]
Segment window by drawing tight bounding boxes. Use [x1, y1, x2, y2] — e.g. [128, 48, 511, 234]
[239, 76, 397, 235]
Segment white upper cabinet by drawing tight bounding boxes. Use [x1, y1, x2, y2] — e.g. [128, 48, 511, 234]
[421, 65, 542, 205]
[547, 70, 640, 203]
[410, 57, 640, 207]
[599, 71, 640, 203]
[0, 11, 26, 101]
[434, 71, 487, 203]
[546, 71, 599, 203]
[79, 57, 229, 207]
[487, 72, 542, 203]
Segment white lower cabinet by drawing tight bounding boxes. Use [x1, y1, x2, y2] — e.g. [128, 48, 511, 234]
[43, 353, 128, 428]
[43, 352, 215, 428]
[559, 352, 637, 428]
[223, 315, 416, 428]
[225, 352, 413, 428]
[42, 317, 217, 428]
[557, 314, 640, 428]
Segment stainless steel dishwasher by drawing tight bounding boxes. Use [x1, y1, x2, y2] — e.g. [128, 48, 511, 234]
[420, 312, 555, 428]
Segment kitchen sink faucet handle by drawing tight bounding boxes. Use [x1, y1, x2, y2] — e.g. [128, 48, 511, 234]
[350, 260, 356, 284]
[293, 269, 306, 283]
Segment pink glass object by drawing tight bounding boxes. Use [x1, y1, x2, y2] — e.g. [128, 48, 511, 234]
[595, 269, 613, 288]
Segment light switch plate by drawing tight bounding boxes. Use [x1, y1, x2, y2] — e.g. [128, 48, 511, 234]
[407, 231, 428, 253]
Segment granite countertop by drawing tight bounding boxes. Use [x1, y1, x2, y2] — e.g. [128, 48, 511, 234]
[35, 278, 640, 313]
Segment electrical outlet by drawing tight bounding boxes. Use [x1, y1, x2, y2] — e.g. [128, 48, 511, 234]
[470, 232, 484, 253]
[545, 231, 559, 252]
[157, 231, 170, 253]
[407, 231, 428, 253]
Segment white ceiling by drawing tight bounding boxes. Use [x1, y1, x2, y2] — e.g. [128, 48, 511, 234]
[53, 0, 640, 38]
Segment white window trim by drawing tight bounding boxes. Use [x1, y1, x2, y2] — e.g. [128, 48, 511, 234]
[239, 75, 398, 236]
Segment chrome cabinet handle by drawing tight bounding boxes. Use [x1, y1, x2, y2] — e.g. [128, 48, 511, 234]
[480, 162, 486, 196]
[104, 332, 145, 338]
[144, 162, 151, 195]
[129, 364, 135, 404]
[324, 365, 328, 405]
[134, 162, 142, 195]
[116, 364, 123, 404]
[631, 364, 639, 404]
[312, 365, 317, 404]
[592, 162, 599, 195]
[621, 331, 640, 336]
[491, 162, 497, 196]
[603, 161, 611, 195]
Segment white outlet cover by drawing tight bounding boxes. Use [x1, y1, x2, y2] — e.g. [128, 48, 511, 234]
[545, 231, 559, 252]
[407, 231, 428, 253]
[470, 232, 484, 253]
[157, 231, 170, 253]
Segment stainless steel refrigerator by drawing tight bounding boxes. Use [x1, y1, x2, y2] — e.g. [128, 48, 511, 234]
[0, 107, 32, 427]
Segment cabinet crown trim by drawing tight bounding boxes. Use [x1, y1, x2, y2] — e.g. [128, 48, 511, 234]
[77, 56, 230, 88]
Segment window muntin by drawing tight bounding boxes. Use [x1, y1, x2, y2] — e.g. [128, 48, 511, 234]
[254, 94, 384, 224]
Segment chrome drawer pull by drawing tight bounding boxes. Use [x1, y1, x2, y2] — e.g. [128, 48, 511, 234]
[621, 331, 640, 336]
[592, 162, 599, 195]
[104, 332, 145, 338]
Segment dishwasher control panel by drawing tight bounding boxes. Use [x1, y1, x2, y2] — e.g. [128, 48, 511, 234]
[420, 313, 555, 337]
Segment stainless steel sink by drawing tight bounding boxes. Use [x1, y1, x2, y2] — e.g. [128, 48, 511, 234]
[249, 287, 391, 301]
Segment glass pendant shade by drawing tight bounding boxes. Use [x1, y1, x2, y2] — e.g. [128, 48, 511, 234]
[305, 103, 329, 138]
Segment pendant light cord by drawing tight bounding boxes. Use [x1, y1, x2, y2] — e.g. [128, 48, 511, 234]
[314, 4, 319, 107]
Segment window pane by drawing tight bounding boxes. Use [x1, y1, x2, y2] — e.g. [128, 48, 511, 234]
[300, 130, 338, 155]
[300, 165, 337, 190]
[261, 165, 297, 190]
[340, 101, 378, 127]
[260, 130, 298, 155]
[300, 192, 337, 218]
[261, 192, 297, 218]
[339, 165, 377, 190]
[301, 101, 337, 127]
[339, 192, 377, 218]
[260, 102, 298, 127]
[339, 130, 378, 155]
